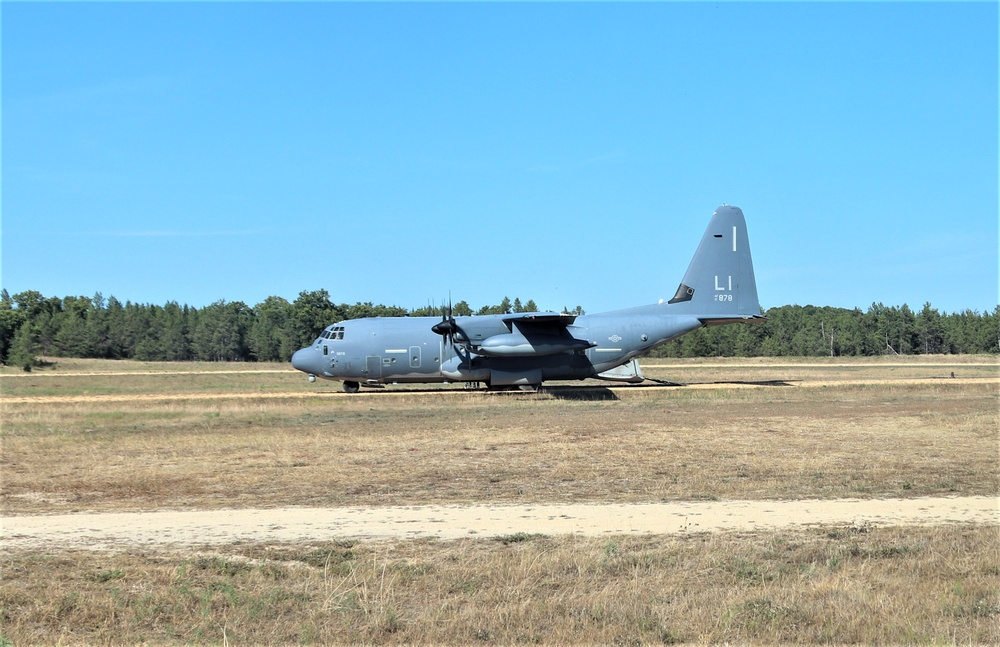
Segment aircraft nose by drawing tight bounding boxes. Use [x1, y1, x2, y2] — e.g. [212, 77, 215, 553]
[291, 348, 312, 373]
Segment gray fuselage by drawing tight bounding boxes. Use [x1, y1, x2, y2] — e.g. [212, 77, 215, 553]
[290, 305, 703, 387]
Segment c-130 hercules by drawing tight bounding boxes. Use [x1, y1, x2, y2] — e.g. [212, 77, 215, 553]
[292, 205, 764, 392]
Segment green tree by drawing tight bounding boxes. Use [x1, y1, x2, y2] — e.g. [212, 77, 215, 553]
[84, 292, 112, 358]
[344, 302, 407, 319]
[54, 309, 90, 357]
[160, 302, 193, 361]
[832, 308, 865, 356]
[7, 319, 40, 370]
[915, 302, 944, 354]
[53, 295, 95, 357]
[12, 290, 46, 318]
[291, 290, 342, 348]
[476, 297, 512, 316]
[12, 292, 60, 356]
[987, 305, 1000, 353]
[0, 290, 25, 363]
[475, 296, 514, 316]
[249, 296, 296, 362]
[133, 304, 165, 360]
[102, 297, 129, 358]
[193, 300, 252, 361]
[407, 305, 438, 317]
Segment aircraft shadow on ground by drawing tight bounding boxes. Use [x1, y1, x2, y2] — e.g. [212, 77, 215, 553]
[701, 380, 798, 387]
[540, 386, 620, 401]
[317, 385, 621, 399]
[631, 379, 798, 388]
[316, 379, 798, 397]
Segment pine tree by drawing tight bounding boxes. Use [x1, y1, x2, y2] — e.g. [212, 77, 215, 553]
[8, 321, 40, 370]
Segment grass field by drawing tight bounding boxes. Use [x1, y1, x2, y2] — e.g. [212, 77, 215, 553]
[1, 355, 998, 644]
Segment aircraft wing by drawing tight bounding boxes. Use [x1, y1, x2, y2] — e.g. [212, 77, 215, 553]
[501, 312, 578, 331]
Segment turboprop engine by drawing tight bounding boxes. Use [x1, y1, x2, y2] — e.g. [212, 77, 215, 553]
[476, 333, 595, 358]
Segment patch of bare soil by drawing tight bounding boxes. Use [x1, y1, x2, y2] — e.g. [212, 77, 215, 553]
[4, 496, 995, 550]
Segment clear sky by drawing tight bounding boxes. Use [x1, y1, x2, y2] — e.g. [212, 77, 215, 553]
[3, 2, 997, 315]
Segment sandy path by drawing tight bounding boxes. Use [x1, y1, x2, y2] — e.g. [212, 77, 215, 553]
[3, 497, 996, 550]
[4, 376, 997, 405]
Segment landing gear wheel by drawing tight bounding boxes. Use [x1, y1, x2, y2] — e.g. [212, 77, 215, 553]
[343, 381, 360, 393]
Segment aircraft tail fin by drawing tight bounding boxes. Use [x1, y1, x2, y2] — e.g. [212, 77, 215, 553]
[666, 205, 763, 322]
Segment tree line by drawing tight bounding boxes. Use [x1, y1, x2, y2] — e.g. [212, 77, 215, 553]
[648, 302, 999, 359]
[0, 290, 555, 369]
[1, 289, 996, 369]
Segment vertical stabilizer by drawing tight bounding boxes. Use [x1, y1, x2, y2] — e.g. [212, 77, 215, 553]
[666, 205, 761, 320]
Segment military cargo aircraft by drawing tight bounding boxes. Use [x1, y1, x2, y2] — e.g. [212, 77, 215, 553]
[291, 205, 764, 392]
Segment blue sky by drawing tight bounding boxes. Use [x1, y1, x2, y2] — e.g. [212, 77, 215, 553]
[3, 2, 997, 315]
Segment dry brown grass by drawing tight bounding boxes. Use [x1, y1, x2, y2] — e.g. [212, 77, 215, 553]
[1, 356, 997, 644]
[2, 358, 997, 514]
[2, 525, 997, 644]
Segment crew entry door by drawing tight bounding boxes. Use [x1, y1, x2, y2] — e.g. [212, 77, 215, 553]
[366, 356, 381, 379]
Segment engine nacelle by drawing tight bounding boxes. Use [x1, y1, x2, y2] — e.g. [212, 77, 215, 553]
[476, 333, 594, 357]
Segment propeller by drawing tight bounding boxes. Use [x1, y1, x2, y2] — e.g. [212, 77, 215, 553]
[431, 299, 457, 338]
[431, 296, 471, 365]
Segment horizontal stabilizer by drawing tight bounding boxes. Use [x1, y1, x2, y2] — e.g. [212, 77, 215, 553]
[699, 314, 768, 327]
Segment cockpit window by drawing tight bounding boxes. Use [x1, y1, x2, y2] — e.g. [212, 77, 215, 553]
[321, 326, 346, 340]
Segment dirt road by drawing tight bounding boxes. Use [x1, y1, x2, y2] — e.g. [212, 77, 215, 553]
[4, 496, 995, 550]
[4, 376, 997, 405]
